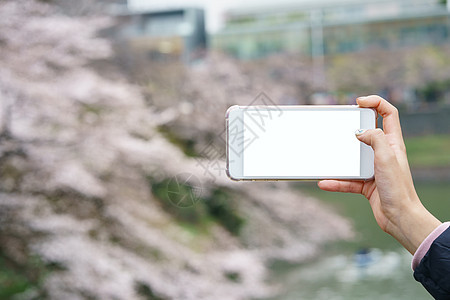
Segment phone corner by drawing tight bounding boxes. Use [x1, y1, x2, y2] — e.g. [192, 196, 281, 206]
[369, 107, 378, 120]
[226, 167, 241, 182]
[225, 105, 240, 119]
[363, 172, 375, 181]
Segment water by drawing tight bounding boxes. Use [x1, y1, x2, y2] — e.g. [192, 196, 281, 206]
[270, 249, 427, 300]
[268, 181, 450, 300]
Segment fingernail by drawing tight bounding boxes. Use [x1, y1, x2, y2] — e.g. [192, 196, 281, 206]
[355, 129, 367, 136]
[357, 96, 368, 100]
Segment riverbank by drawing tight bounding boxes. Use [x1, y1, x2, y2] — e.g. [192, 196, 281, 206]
[405, 134, 450, 181]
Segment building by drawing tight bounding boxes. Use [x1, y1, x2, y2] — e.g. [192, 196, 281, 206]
[212, 0, 450, 59]
[115, 4, 207, 63]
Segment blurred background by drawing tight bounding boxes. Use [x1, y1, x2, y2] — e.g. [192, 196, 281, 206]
[1, 0, 450, 299]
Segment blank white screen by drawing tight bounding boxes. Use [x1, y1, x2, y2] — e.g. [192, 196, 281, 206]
[243, 110, 360, 177]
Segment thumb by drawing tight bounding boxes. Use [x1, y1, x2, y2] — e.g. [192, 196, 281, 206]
[356, 128, 411, 179]
[355, 128, 391, 153]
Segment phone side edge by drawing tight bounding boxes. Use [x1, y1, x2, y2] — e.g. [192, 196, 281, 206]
[225, 105, 243, 181]
[360, 107, 377, 180]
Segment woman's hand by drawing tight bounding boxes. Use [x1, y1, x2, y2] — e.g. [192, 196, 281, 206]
[318, 95, 441, 254]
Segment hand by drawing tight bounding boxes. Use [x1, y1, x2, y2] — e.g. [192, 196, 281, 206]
[318, 95, 441, 254]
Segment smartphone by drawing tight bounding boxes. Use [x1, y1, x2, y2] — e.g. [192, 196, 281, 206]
[226, 105, 376, 181]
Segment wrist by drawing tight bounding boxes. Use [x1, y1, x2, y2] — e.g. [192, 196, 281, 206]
[389, 199, 441, 254]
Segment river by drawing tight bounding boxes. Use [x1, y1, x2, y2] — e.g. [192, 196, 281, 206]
[267, 181, 450, 300]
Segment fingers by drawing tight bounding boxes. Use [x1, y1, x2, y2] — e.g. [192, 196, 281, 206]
[356, 95, 397, 119]
[355, 128, 392, 153]
[356, 95, 404, 143]
[356, 128, 401, 175]
[318, 180, 364, 194]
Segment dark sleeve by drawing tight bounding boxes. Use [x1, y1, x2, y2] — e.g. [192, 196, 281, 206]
[414, 227, 450, 300]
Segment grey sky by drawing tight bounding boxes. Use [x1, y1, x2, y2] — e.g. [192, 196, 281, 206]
[127, 0, 364, 32]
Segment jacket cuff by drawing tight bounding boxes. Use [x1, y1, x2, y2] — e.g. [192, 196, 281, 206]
[412, 222, 450, 270]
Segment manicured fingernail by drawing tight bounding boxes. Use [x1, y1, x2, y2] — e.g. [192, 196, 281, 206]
[357, 96, 368, 100]
[355, 129, 367, 136]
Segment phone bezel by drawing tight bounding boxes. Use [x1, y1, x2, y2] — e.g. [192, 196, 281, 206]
[226, 105, 376, 181]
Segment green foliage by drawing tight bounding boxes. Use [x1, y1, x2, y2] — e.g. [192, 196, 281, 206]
[150, 177, 207, 224]
[135, 281, 167, 300]
[224, 271, 241, 283]
[405, 134, 450, 168]
[149, 177, 244, 236]
[0, 267, 29, 298]
[327, 46, 450, 98]
[0, 253, 50, 299]
[416, 79, 450, 103]
[157, 126, 198, 157]
[204, 189, 244, 236]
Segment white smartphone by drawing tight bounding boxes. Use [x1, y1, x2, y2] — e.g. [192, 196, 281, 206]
[226, 105, 377, 181]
